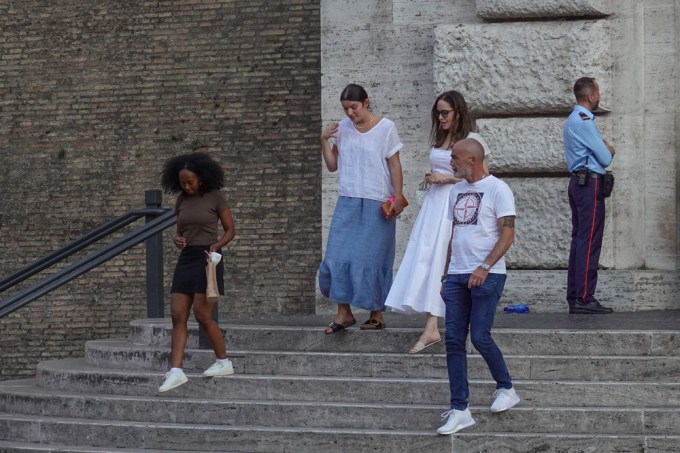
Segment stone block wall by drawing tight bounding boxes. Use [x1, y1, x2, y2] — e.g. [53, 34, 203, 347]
[320, 0, 679, 309]
[434, 21, 612, 116]
[0, 0, 321, 379]
[433, 17, 613, 268]
[320, 0, 481, 272]
[475, 0, 611, 19]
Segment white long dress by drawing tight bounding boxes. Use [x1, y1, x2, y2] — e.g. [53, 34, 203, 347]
[385, 133, 490, 317]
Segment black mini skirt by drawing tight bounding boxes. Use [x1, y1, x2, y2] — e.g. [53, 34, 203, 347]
[171, 245, 224, 295]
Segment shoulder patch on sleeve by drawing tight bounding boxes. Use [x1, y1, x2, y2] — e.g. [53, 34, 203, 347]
[578, 111, 591, 120]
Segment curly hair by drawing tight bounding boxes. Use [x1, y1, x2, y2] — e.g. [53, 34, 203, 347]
[161, 152, 225, 194]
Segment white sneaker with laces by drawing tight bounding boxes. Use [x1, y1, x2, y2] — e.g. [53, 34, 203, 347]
[436, 408, 476, 435]
[490, 387, 520, 413]
[203, 359, 234, 377]
[158, 369, 188, 393]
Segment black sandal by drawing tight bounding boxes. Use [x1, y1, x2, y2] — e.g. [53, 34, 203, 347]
[324, 319, 356, 335]
[360, 318, 386, 330]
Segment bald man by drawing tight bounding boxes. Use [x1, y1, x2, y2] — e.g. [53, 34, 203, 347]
[436, 138, 520, 435]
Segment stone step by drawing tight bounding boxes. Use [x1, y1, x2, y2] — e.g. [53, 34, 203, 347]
[1, 381, 678, 435]
[1, 413, 677, 453]
[499, 270, 680, 313]
[85, 339, 680, 382]
[0, 440, 193, 453]
[36, 359, 680, 408]
[128, 319, 680, 356]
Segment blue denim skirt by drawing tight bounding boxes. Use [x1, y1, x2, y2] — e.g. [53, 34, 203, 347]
[319, 196, 396, 311]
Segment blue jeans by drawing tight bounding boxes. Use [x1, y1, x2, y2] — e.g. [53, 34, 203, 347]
[441, 273, 512, 410]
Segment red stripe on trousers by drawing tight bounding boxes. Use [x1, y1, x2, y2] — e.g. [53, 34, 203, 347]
[583, 178, 599, 301]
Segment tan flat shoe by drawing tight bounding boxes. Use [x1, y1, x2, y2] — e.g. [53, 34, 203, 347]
[409, 338, 441, 354]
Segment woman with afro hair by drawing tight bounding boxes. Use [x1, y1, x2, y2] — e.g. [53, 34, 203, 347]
[158, 152, 236, 393]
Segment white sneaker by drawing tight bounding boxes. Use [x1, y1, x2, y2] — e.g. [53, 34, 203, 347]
[436, 408, 476, 435]
[490, 387, 520, 413]
[158, 369, 188, 393]
[203, 359, 234, 377]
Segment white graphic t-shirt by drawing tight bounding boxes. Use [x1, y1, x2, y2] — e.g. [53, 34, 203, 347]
[446, 175, 516, 274]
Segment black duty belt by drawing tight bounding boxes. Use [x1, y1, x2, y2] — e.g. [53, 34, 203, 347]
[571, 169, 602, 179]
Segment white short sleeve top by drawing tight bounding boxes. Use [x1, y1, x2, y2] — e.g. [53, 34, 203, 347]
[429, 132, 492, 175]
[334, 117, 403, 202]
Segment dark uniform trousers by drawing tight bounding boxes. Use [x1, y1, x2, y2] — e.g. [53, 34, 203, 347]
[567, 173, 605, 302]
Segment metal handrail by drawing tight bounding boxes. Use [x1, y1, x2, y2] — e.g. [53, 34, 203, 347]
[0, 210, 176, 319]
[0, 189, 222, 350]
[0, 189, 177, 320]
[0, 208, 167, 294]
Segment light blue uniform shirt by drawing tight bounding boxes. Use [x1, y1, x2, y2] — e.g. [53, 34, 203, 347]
[563, 105, 612, 175]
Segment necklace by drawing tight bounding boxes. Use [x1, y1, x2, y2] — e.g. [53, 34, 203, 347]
[354, 115, 377, 131]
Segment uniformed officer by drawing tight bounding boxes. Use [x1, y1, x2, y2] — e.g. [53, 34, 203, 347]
[563, 77, 615, 314]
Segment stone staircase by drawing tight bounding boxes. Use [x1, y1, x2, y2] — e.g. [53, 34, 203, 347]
[1, 313, 679, 452]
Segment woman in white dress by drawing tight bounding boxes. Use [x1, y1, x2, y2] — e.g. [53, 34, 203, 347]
[385, 90, 490, 353]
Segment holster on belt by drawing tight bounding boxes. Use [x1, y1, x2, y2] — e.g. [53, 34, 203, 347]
[602, 171, 614, 197]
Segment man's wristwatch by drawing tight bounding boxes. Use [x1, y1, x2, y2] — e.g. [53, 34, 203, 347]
[479, 263, 490, 271]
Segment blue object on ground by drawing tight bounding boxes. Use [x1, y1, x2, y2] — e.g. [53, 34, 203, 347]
[503, 304, 529, 314]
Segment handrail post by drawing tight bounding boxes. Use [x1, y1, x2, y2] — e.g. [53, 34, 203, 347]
[145, 190, 165, 318]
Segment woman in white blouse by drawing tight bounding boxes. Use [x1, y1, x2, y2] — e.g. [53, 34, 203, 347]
[319, 83, 406, 334]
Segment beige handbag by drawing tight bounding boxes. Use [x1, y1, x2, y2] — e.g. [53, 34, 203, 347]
[205, 252, 221, 302]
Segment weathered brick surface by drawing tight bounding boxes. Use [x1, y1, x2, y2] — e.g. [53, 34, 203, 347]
[0, 1, 321, 379]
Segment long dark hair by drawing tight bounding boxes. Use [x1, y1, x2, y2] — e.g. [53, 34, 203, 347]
[430, 90, 475, 149]
[161, 152, 225, 194]
[340, 83, 368, 102]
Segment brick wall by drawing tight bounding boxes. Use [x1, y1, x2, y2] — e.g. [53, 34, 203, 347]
[0, 0, 321, 379]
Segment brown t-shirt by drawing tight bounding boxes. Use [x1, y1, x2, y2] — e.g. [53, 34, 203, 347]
[175, 189, 230, 246]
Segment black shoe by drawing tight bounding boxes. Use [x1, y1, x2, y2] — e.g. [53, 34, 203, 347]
[570, 299, 613, 314]
[566, 297, 578, 311]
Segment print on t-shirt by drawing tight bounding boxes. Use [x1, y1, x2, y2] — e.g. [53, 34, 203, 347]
[453, 191, 484, 226]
